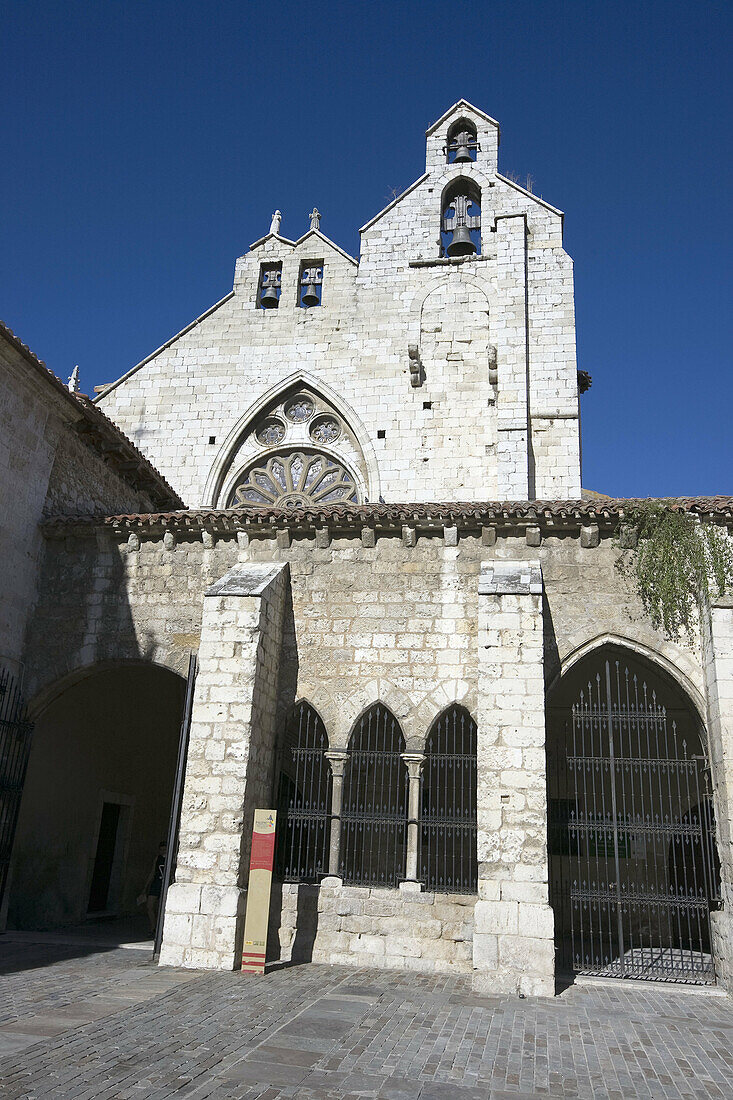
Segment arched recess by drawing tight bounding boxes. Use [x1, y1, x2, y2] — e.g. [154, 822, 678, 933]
[204, 371, 382, 507]
[550, 631, 706, 723]
[9, 662, 186, 930]
[547, 642, 721, 985]
[274, 700, 331, 883]
[339, 704, 408, 887]
[419, 705, 477, 894]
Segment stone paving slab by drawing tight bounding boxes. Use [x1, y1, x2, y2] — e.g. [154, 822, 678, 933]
[0, 936, 732, 1098]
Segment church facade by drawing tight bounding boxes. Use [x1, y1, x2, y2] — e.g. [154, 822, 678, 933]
[3, 102, 733, 998]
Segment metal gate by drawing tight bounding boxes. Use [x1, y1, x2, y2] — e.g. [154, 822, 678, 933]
[549, 658, 720, 984]
[419, 706, 477, 894]
[0, 666, 34, 913]
[340, 705, 408, 888]
[276, 701, 331, 883]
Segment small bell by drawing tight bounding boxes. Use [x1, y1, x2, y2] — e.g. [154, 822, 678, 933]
[452, 131, 473, 162]
[446, 225, 477, 257]
[260, 283, 279, 308]
[301, 284, 320, 307]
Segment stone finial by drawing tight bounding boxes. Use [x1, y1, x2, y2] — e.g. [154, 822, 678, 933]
[269, 210, 282, 235]
[309, 207, 321, 231]
[68, 365, 80, 393]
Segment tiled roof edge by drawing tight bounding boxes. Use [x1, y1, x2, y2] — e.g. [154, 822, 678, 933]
[0, 320, 184, 510]
[40, 497, 733, 534]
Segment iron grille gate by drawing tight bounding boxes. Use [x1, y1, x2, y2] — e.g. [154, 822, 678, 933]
[551, 659, 720, 984]
[277, 702, 330, 883]
[340, 705, 407, 888]
[420, 706, 477, 893]
[0, 666, 34, 912]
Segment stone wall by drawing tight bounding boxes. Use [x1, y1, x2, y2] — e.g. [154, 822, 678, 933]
[27, 522, 705, 752]
[97, 101, 581, 508]
[272, 883, 475, 974]
[0, 334, 156, 679]
[43, 429, 156, 519]
[160, 563, 289, 969]
[25, 516, 730, 988]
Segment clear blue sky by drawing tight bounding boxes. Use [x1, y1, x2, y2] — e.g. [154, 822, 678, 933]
[2, 1, 731, 498]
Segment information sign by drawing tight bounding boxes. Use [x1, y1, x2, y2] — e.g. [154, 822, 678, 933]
[241, 809, 277, 974]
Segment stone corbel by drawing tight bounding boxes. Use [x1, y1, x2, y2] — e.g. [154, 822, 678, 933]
[408, 344, 424, 388]
[488, 344, 498, 404]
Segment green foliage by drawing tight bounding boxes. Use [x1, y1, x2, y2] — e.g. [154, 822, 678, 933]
[616, 501, 733, 645]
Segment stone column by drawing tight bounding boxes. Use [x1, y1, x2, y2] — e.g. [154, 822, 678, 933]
[323, 750, 348, 883]
[473, 560, 554, 997]
[703, 597, 733, 989]
[400, 753, 425, 891]
[160, 563, 289, 971]
[494, 213, 530, 499]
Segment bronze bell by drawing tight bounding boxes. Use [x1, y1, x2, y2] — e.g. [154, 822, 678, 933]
[260, 283, 279, 308]
[446, 225, 477, 257]
[301, 283, 320, 307]
[452, 131, 473, 162]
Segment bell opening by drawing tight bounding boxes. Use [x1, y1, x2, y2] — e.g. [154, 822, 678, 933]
[446, 120, 479, 164]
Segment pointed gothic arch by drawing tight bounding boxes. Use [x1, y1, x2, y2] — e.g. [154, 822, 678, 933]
[275, 699, 331, 883]
[419, 705, 477, 894]
[203, 371, 381, 507]
[547, 642, 721, 984]
[340, 703, 408, 887]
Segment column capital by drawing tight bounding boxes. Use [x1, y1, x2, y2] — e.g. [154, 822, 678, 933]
[324, 750, 348, 777]
[400, 751, 426, 778]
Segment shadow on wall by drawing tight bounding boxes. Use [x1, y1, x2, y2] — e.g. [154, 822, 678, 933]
[267, 883, 320, 966]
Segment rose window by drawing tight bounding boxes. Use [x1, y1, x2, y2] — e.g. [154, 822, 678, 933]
[229, 451, 358, 507]
[284, 395, 315, 423]
[310, 415, 341, 444]
[255, 417, 286, 446]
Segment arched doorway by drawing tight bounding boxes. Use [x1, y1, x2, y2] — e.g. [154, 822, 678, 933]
[547, 644, 721, 984]
[8, 663, 185, 930]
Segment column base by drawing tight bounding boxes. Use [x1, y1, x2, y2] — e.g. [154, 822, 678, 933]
[472, 899, 555, 997]
[711, 909, 733, 990]
[159, 882, 246, 970]
[398, 880, 423, 893]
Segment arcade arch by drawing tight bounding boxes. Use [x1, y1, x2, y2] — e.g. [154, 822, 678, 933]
[8, 663, 185, 930]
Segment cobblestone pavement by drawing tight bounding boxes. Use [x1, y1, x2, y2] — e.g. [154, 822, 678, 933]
[1, 936, 732, 1099]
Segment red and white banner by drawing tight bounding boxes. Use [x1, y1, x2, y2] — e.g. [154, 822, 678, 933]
[241, 809, 277, 974]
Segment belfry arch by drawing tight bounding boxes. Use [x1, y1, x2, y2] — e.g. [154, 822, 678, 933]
[546, 643, 721, 985]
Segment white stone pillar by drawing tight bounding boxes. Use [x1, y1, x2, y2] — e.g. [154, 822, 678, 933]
[473, 560, 554, 997]
[495, 213, 530, 499]
[400, 752, 425, 890]
[160, 563, 289, 970]
[704, 597, 733, 989]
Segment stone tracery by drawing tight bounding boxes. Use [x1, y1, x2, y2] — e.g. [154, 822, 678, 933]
[221, 385, 367, 507]
[229, 450, 358, 507]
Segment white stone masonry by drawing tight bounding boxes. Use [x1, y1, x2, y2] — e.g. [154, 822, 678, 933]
[160, 562, 289, 970]
[473, 560, 555, 997]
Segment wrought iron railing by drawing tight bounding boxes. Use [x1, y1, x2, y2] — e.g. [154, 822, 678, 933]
[550, 658, 721, 985]
[420, 706, 477, 894]
[0, 665, 34, 911]
[276, 702, 330, 883]
[339, 705, 408, 888]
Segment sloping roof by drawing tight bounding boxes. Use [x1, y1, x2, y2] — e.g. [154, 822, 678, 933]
[42, 497, 733, 534]
[0, 321, 184, 510]
[425, 100, 501, 137]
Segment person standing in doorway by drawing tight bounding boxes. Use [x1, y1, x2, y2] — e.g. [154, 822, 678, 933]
[138, 841, 167, 934]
